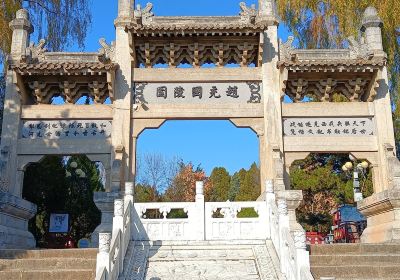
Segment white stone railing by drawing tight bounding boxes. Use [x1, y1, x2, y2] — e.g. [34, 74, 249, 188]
[132, 181, 269, 241]
[95, 183, 134, 280]
[266, 180, 314, 280]
[205, 201, 268, 240]
[133, 201, 202, 240]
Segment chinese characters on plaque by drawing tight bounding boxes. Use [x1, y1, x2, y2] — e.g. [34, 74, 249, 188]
[283, 118, 374, 137]
[21, 120, 112, 140]
[134, 82, 262, 104]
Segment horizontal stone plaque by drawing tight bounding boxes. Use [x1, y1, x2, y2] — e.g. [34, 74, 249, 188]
[283, 118, 374, 137]
[134, 82, 262, 104]
[21, 120, 112, 140]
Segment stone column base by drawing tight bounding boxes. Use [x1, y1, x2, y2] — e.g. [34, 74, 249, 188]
[0, 192, 37, 249]
[358, 187, 400, 243]
[91, 191, 120, 248]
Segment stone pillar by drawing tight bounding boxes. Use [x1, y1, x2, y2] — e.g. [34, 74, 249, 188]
[0, 10, 38, 249]
[361, 7, 384, 53]
[91, 191, 120, 247]
[258, 0, 275, 18]
[9, 9, 33, 58]
[357, 7, 398, 243]
[260, 9, 283, 190]
[258, 130, 267, 192]
[112, 0, 134, 191]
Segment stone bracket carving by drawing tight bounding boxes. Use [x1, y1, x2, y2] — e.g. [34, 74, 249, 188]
[284, 76, 374, 102]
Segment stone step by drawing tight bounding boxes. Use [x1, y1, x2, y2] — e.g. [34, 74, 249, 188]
[0, 269, 95, 280]
[311, 265, 400, 279]
[310, 254, 400, 266]
[0, 258, 96, 271]
[134, 239, 267, 247]
[0, 249, 97, 259]
[310, 244, 400, 255]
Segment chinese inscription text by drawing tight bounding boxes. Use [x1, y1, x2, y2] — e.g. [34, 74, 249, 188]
[283, 118, 374, 137]
[22, 120, 112, 140]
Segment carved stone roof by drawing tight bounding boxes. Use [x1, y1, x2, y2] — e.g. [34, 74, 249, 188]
[278, 57, 386, 72]
[127, 16, 270, 37]
[12, 61, 117, 76]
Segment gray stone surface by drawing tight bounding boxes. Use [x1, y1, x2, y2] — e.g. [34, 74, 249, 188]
[119, 241, 280, 280]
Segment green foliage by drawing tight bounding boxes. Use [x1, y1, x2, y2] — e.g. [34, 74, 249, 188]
[135, 184, 160, 203]
[209, 167, 231, 202]
[290, 153, 373, 233]
[236, 163, 261, 201]
[228, 172, 241, 201]
[237, 208, 259, 218]
[23, 155, 103, 247]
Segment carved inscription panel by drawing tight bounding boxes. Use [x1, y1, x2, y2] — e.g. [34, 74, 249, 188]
[134, 82, 262, 104]
[283, 117, 374, 137]
[21, 120, 112, 139]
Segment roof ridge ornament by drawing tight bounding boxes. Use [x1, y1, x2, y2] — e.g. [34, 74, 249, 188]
[348, 36, 372, 60]
[239, 2, 257, 23]
[98, 38, 116, 63]
[22, 39, 46, 63]
[134, 2, 154, 25]
[279, 36, 295, 61]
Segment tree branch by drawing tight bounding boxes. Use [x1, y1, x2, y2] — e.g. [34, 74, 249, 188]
[22, 0, 58, 14]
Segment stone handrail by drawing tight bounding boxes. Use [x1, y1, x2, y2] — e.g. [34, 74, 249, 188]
[265, 180, 314, 280]
[95, 183, 134, 280]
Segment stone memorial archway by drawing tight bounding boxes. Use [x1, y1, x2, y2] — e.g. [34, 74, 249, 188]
[0, 0, 399, 251]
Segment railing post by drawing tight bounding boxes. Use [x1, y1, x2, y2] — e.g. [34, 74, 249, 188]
[294, 230, 309, 280]
[195, 181, 205, 240]
[125, 182, 134, 241]
[96, 232, 111, 277]
[113, 199, 124, 274]
[265, 180, 274, 239]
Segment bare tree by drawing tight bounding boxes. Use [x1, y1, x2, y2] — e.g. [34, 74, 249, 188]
[136, 153, 180, 193]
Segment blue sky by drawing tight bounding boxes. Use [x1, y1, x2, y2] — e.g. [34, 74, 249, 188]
[6, 1, 291, 176]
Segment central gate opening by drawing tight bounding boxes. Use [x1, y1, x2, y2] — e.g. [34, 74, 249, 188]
[135, 120, 261, 203]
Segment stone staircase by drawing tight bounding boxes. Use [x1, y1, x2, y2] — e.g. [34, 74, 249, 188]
[310, 244, 400, 280]
[0, 248, 97, 280]
[119, 240, 283, 280]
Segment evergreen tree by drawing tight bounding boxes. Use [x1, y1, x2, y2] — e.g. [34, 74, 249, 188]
[135, 183, 160, 203]
[23, 155, 103, 247]
[236, 163, 261, 201]
[228, 172, 241, 201]
[209, 167, 231, 202]
[23, 156, 68, 246]
[290, 153, 373, 233]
